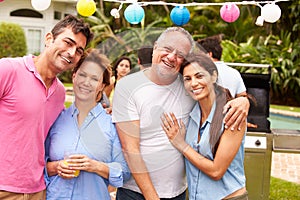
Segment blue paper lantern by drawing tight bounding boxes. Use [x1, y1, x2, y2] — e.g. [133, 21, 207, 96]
[170, 6, 190, 26]
[124, 3, 145, 24]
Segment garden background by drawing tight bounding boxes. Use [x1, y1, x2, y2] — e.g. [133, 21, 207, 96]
[1, 0, 299, 107]
[1, 1, 299, 199]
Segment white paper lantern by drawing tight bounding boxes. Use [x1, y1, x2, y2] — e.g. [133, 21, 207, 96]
[31, 0, 51, 11]
[261, 3, 281, 23]
[255, 16, 264, 26]
[110, 8, 120, 18]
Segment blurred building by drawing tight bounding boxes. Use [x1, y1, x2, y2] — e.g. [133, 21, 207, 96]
[0, 0, 77, 54]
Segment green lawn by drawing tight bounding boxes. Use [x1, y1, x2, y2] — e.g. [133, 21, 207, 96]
[269, 177, 300, 200]
[64, 83, 73, 88]
[270, 104, 300, 113]
[269, 105, 300, 198]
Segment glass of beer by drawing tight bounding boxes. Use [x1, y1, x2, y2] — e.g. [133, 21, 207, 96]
[64, 149, 80, 177]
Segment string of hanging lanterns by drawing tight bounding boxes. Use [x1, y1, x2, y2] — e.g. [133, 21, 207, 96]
[105, 0, 289, 26]
[30, 0, 97, 16]
[29, 0, 289, 26]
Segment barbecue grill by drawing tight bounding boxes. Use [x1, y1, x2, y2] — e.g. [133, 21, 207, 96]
[226, 63, 300, 200]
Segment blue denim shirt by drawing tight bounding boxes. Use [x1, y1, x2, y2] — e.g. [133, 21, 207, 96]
[45, 103, 130, 200]
[185, 102, 246, 200]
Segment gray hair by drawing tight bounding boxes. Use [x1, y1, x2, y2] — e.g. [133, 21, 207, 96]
[156, 27, 195, 54]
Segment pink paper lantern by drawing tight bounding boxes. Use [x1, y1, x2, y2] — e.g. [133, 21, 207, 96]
[220, 3, 240, 23]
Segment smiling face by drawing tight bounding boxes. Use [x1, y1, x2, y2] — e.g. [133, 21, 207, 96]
[45, 27, 87, 75]
[183, 62, 217, 102]
[72, 61, 105, 103]
[152, 31, 191, 77]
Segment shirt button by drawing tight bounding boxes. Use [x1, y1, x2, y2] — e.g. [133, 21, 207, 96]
[193, 142, 197, 148]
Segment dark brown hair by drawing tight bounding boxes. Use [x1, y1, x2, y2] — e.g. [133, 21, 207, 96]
[181, 52, 232, 157]
[51, 14, 94, 47]
[113, 56, 132, 85]
[137, 46, 153, 68]
[198, 35, 223, 60]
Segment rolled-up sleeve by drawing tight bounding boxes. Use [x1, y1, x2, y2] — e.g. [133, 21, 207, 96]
[107, 162, 129, 187]
[44, 156, 51, 186]
[109, 123, 131, 187]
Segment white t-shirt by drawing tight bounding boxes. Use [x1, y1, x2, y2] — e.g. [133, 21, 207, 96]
[112, 69, 195, 198]
[215, 61, 246, 97]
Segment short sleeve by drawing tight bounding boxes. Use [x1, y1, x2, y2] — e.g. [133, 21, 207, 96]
[0, 58, 16, 98]
[112, 77, 140, 123]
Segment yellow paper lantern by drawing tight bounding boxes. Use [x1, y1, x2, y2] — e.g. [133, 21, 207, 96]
[76, 0, 96, 17]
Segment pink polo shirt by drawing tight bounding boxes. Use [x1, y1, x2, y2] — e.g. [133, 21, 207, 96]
[0, 55, 65, 193]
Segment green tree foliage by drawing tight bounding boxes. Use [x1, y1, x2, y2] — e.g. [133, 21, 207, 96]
[0, 22, 27, 58]
[65, 0, 299, 106]
[270, 1, 300, 42]
[221, 31, 300, 106]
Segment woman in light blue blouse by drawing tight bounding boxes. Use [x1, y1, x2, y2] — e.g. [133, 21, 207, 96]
[161, 52, 248, 200]
[45, 48, 130, 200]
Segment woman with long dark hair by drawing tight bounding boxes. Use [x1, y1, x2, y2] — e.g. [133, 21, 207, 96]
[104, 56, 132, 104]
[161, 52, 248, 200]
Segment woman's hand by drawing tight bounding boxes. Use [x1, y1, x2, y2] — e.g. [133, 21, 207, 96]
[161, 112, 189, 153]
[57, 160, 78, 179]
[57, 154, 92, 179]
[65, 154, 97, 173]
[63, 154, 109, 179]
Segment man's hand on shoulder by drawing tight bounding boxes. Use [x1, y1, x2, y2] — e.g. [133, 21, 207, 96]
[223, 96, 250, 131]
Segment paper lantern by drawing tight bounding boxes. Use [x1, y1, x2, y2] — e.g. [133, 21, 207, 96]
[170, 6, 190, 26]
[77, 0, 96, 17]
[124, 3, 145, 24]
[31, 0, 51, 11]
[255, 16, 264, 26]
[220, 3, 240, 23]
[261, 3, 281, 23]
[110, 8, 120, 18]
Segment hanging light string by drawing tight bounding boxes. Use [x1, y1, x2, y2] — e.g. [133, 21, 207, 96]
[102, 0, 289, 25]
[103, 0, 290, 7]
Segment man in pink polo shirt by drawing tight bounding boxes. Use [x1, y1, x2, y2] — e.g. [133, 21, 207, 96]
[0, 15, 93, 199]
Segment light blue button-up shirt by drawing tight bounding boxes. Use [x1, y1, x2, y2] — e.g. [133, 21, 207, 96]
[185, 102, 246, 200]
[45, 103, 130, 200]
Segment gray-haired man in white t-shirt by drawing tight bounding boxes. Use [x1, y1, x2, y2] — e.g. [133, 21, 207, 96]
[112, 27, 249, 200]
